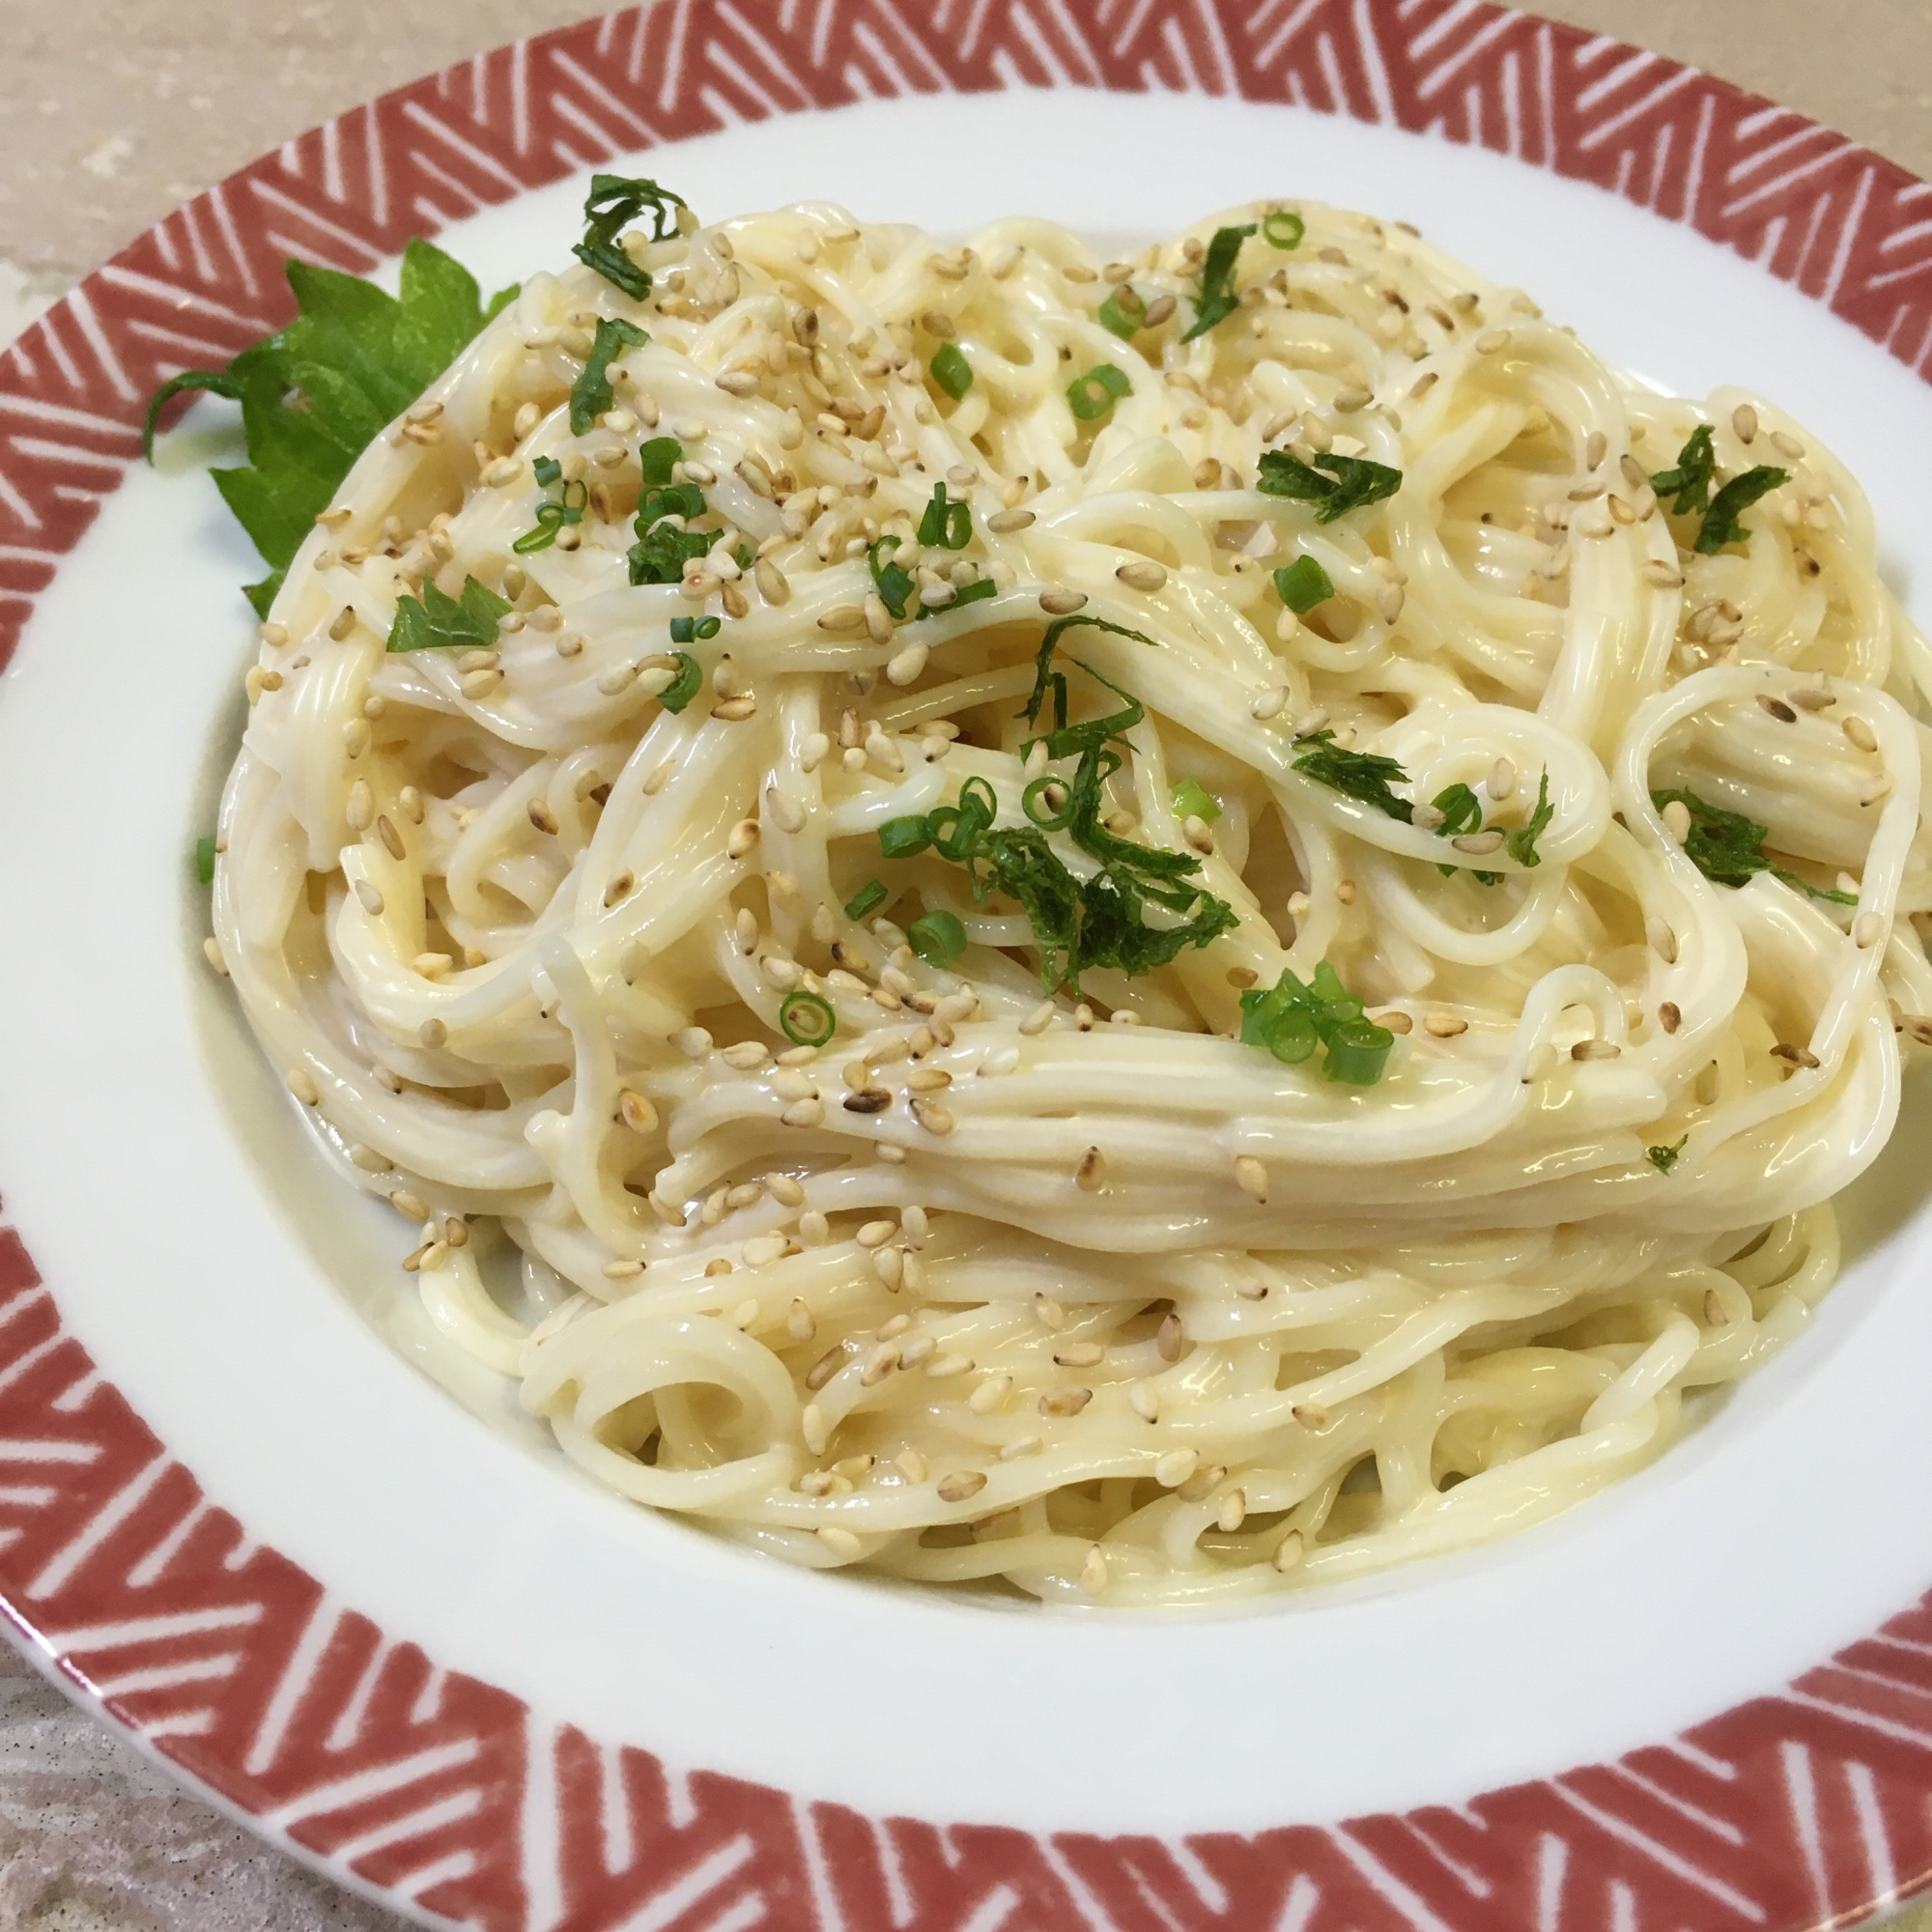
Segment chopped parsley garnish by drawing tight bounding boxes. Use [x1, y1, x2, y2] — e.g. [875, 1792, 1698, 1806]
[844, 879, 889, 922]
[930, 342, 973, 400]
[1646, 1135, 1688, 1174]
[908, 909, 967, 966]
[1696, 466, 1788, 554]
[142, 239, 517, 614]
[1273, 554, 1334, 613]
[1240, 960, 1393, 1085]
[657, 650, 703, 713]
[869, 538, 918, 619]
[1067, 363, 1130, 422]
[568, 316, 648, 433]
[195, 836, 217, 885]
[1181, 223, 1255, 342]
[1257, 450, 1403, 523]
[1263, 210, 1306, 250]
[668, 614, 720, 643]
[513, 465, 586, 554]
[1506, 770, 1553, 867]
[1172, 779, 1220, 823]
[918, 481, 973, 550]
[876, 617, 1236, 989]
[574, 174, 688, 299]
[1097, 286, 1145, 339]
[1652, 786, 1858, 904]
[1650, 426, 1717, 515]
[778, 990, 837, 1048]
[1292, 730, 1413, 823]
[387, 574, 512, 652]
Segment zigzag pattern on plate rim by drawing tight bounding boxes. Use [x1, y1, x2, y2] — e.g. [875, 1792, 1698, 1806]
[3, 2, 1932, 1926]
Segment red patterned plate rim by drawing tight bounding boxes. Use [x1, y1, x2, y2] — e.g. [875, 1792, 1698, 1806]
[7, 4, 1932, 1927]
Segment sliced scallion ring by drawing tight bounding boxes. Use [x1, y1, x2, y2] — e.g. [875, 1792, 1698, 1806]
[778, 990, 837, 1048]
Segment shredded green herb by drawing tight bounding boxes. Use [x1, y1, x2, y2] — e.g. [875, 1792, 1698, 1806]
[195, 836, 217, 886]
[1239, 960, 1394, 1086]
[639, 436, 681, 485]
[512, 467, 586, 554]
[1652, 786, 1858, 904]
[908, 909, 967, 966]
[1646, 1135, 1689, 1174]
[844, 879, 889, 922]
[1292, 730, 1413, 823]
[1181, 223, 1255, 342]
[1650, 425, 1717, 516]
[629, 445, 712, 585]
[918, 481, 973, 551]
[1696, 466, 1788, 554]
[1097, 286, 1146, 339]
[930, 342, 973, 400]
[1506, 771, 1553, 867]
[876, 617, 1236, 989]
[1258, 449, 1403, 523]
[568, 316, 649, 433]
[387, 574, 512, 653]
[574, 174, 688, 299]
[1067, 362, 1131, 421]
[142, 239, 517, 613]
[1273, 554, 1334, 613]
[668, 615, 720, 643]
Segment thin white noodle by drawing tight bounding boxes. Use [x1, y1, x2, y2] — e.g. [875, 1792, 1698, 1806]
[210, 198, 1932, 1607]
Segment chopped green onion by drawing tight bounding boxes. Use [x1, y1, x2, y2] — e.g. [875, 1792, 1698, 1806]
[869, 537, 918, 620]
[1097, 286, 1146, 339]
[1171, 779, 1221, 823]
[927, 576, 997, 615]
[879, 815, 934, 859]
[930, 342, 973, 400]
[195, 836, 217, 885]
[908, 909, 967, 966]
[533, 455, 561, 487]
[1022, 775, 1074, 831]
[1647, 1135, 1689, 1174]
[917, 482, 973, 551]
[668, 615, 721, 643]
[1239, 959, 1392, 1084]
[904, 908, 966, 962]
[778, 990, 837, 1048]
[639, 436, 681, 485]
[1067, 362, 1130, 422]
[1263, 210, 1306, 250]
[512, 475, 587, 554]
[844, 880, 889, 922]
[1273, 555, 1334, 613]
[657, 650, 702, 714]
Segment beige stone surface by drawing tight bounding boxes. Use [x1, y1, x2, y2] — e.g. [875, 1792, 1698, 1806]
[2, 2, 1931, 1926]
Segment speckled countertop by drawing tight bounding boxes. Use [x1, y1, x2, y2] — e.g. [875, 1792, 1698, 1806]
[3, 2, 1932, 1925]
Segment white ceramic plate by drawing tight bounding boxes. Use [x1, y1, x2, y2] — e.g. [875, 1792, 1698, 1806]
[4, 6, 1932, 1926]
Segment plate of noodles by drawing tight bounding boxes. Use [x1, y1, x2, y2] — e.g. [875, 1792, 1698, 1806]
[6, 1, 1932, 1926]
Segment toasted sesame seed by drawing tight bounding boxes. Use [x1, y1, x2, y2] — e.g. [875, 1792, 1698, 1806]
[1116, 560, 1168, 592]
[1157, 1312, 1184, 1362]
[1038, 589, 1088, 616]
[1855, 912, 1885, 949]
[618, 1088, 658, 1134]
[1039, 1386, 1092, 1417]
[1233, 1155, 1268, 1202]
[1177, 1462, 1225, 1503]
[1571, 1038, 1621, 1062]
[1661, 800, 1692, 845]
[1861, 772, 1895, 806]
[1054, 1343, 1103, 1369]
[1079, 1545, 1108, 1593]
[526, 797, 559, 835]
[1757, 695, 1798, 724]
[1451, 830, 1504, 855]
[1843, 715, 1879, 753]
[937, 1469, 987, 1503]
[968, 1375, 1010, 1414]
[1424, 1012, 1467, 1037]
[986, 508, 1036, 534]
[286, 1066, 320, 1106]
[327, 606, 356, 642]
[1273, 1529, 1305, 1573]
[911, 1098, 954, 1135]
[1128, 1381, 1158, 1423]
[1647, 917, 1678, 964]
[1642, 559, 1685, 589]
[1772, 1041, 1821, 1068]
[1770, 430, 1804, 460]
[816, 1526, 863, 1560]
[1074, 1146, 1105, 1190]
[1154, 1448, 1198, 1488]
[781, 1098, 825, 1128]
[353, 877, 385, 916]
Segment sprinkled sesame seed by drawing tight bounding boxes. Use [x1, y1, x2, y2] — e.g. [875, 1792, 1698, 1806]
[1855, 912, 1885, 949]
[1038, 589, 1087, 616]
[1424, 1012, 1467, 1037]
[1273, 1529, 1305, 1573]
[1154, 1448, 1198, 1488]
[1772, 1041, 1821, 1068]
[937, 1469, 987, 1502]
[1647, 917, 1678, 964]
[1233, 1155, 1268, 1202]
